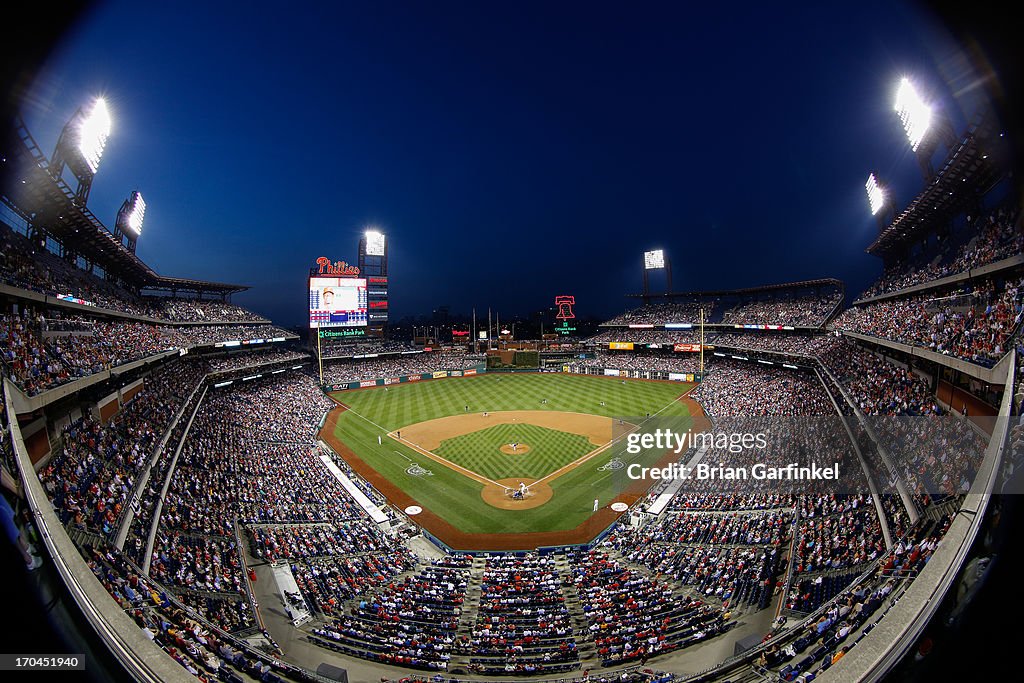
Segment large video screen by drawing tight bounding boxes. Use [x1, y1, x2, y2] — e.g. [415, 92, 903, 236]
[309, 277, 368, 328]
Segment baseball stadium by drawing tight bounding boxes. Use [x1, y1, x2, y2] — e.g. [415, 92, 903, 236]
[0, 3, 1021, 683]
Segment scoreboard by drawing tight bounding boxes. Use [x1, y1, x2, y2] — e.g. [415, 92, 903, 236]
[367, 276, 389, 324]
[309, 276, 367, 329]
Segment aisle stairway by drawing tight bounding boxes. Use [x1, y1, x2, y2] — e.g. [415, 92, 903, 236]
[553, 553, 599, 668]
[446, 556, 487, 670]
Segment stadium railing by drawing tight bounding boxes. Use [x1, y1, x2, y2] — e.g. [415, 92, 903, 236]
[839, 330, 1013, 384]
[852, 253, 1024, 306]
[4, 377, 196, 683]
[811, 352, 1014, 682]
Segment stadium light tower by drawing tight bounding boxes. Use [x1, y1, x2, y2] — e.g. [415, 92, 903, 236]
[642, 249, 672, 296]
[894, 78, 931, 153]
[893, 76, 956, 181]
[114, 191, 146, 253]
[50, 97, 112, 203]
[865, 172, 894, 232]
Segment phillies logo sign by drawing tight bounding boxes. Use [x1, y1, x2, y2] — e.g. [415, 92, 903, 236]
[555, 295, 576, 320]
[316, 257, 360, 277]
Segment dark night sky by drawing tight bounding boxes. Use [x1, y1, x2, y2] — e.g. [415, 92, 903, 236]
[15, 1, 998, 327]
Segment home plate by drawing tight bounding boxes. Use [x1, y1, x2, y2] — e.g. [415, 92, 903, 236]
[610, 502, 629, 512]
[405, 505, 423, 515]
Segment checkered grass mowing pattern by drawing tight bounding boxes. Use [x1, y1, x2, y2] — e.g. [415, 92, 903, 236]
[332, 373, 693, 429]
[326, 373, 696, 537]
[433, 423, 594, 481]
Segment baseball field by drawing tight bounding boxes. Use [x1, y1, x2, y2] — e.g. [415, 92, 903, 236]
[320, 372, 707, 550]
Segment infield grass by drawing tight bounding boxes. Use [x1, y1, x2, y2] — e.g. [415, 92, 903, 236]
[435, 423, 594, 481]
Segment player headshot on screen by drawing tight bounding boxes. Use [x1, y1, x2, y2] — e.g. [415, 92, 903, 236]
[323, 289, 334, 307]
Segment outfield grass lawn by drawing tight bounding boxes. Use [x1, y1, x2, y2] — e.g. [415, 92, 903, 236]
[326, 373, 695, 537]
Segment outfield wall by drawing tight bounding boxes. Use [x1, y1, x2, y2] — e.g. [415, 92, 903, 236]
[324, 363, 486, 392]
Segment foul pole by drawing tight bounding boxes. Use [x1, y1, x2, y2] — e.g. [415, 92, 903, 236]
[317, 328, 324, 385]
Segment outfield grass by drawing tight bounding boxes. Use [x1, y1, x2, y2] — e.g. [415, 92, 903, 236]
[326, 373, 695, 539]
[434, 423, 594, 481]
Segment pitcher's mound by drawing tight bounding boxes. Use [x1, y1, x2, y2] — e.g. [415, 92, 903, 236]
[481, 478, 553, 510]
[499, 443, 531, 455]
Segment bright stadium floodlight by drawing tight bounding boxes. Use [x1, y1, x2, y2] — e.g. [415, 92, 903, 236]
[644, 249, 665, 270]
[78, 98, 112, 174]
[125, 191, 146, 234]
[865, 173, 886, 215]
[364, 229, 386, 256]
[894, 77, 932, 152]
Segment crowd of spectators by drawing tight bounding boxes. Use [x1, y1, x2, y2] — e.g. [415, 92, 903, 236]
[1, 222, 269, 323]
[40, 359, 208, 534]
[720, 292, 842, 328]
[322, 351, 475, 386]
[124, 381, 207, 567]
[570, 352, 699, 375]
[1, 223, 150, 314]
[792, 504, 886, 573]
[870, 417, 987, 503]
[602, 302, 713, 326]
[586, 329, 702, 345]
[636, 510, 791, 547]
[778, 575, 897, 665]
[150, 298, 266, 323]
[3, 309, 160, 395]
[712, 333, 829, 355]
[860, 205, 1022, 298]
[289, 552, 416, 617]
[319, 339, 414, 358]
[832, 275, 1023, 367]
[250, 522, 401, 561]
[1, 305, 291, 396]
[206, 349, 307, 373]
[83, 543, 293, 678]
[692, 360, 834, 417]
[143, 373, 336, 631]
[816, 336, 939, 416]
[461, 554, 579, 676]
[148, 532, 247, 597]
[667, 492, 796, 512]
[608, 510, 789, 611]
[568, 549, 729, 666]
[311, 556, 472, 671]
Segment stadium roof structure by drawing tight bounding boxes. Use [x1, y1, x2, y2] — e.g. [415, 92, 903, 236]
[867, 114, 1007, 256]
[2, 117, 248, 296]
[625, 277, 844, 299]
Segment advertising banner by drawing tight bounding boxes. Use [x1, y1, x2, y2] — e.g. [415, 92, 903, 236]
[359, 380, 376, 388]
[604, 368, 621, 376]
[609, 342, 634, 351]
[464, 369, 477, 376]
[432, 371, 448, 379]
